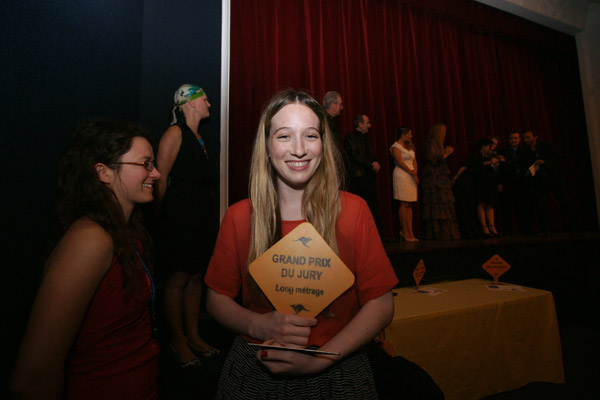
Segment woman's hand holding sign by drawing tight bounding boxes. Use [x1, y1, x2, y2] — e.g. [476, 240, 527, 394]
[257, 338, 336, 376]
[253, 310, 317, 347]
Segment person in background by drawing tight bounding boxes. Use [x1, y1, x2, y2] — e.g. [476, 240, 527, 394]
[390, 126, 419, 241]
[520, 129, 574, 235]
[453, 139, 500, 237]
[489, 137, 502, 162]
[11, 120, 160, 399]
[205, 89, 397, 399]
[322, 90, 344, 148]
[155, 84, 220, 368]
[344, 114, 382, 229]
[498, 131, 527, 234]
[421, 123, 461, 240]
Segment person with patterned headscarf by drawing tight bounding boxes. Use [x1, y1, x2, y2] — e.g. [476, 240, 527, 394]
[156, 84, 220, 368]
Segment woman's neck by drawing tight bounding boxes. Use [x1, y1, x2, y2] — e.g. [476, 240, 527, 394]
[121, 204, 133, 223]
[278, 185, 305, 221]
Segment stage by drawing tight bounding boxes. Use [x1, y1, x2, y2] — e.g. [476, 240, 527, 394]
[383, 231, 600, 326]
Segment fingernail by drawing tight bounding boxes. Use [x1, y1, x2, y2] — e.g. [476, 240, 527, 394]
[261, 350, 268, 359]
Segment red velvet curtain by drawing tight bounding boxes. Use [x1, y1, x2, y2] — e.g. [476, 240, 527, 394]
[229, 0, 593, 236]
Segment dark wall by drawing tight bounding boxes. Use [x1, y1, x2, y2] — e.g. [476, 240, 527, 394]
[1, 0, 222, 390]
[1, 0, 145, 257]
[1, 2, 145, 384]
[140, 0, 222, 142]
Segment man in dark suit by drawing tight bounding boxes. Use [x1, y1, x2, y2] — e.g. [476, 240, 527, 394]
[498, 131, 528, 234]
[344, 114, 381, 229]
[520, 129, 574, 235]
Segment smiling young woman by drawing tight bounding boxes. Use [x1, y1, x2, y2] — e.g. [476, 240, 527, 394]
[104, 136, 161, 219]
[11, 120, 161, 400]
[204, 89, 398, 399]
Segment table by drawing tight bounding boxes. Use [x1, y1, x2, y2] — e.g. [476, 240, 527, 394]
[382, 279, 565, 400]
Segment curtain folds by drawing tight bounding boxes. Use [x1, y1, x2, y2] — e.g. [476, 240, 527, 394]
[229, 0, 593, 236]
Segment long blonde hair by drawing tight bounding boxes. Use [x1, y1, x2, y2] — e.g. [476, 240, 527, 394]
[248, 89, 344, 264]
[429, 123, 447, 148]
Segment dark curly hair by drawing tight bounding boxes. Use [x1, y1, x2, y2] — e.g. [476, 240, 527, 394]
[52, 119, 154, 300]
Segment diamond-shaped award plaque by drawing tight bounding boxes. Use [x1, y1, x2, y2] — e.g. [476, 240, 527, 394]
[249, 222, 355, 318]
[482, 254, 511, 283]
[413, 259, 426, 289]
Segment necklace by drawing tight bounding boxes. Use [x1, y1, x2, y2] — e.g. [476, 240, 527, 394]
[197, 135, 209, 159]
[135, 245, 156, 335]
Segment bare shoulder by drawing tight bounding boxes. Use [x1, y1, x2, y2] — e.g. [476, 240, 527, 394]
[157, 125, 183, 165]
[12, 218, 118, 382]
[65, 217, 113, 249]
[159, 125, 183, 145]
[48, 217, 114, 277]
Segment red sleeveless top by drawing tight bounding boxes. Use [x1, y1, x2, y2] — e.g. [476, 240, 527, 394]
[63, 255, 159, 400]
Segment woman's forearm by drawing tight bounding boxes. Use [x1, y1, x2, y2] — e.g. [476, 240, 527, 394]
[319, 292, 394, 358]
[206, 289, 261, 339]
[206, 288, 317, 346]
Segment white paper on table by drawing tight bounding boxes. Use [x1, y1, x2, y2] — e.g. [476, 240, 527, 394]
[414, 288, 446, 296]
[485, 284, 525, 292]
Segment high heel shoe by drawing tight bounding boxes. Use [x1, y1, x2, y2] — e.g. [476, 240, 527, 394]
[169, 343, 202, 369]
[489, 225, 501, 237]
[189, 342, 220, 358]
[481, 227, 493, 238]
[398, 232, 406, 241]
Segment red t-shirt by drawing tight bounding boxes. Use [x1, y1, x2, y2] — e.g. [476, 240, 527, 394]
[205, 191, 398, 347]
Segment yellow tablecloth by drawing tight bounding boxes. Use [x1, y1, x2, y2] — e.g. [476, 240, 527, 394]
[383, 279, 565, 400]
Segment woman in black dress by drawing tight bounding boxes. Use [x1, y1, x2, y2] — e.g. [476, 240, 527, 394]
[453, 139, 500, 237]
[156, 84, 220, 367]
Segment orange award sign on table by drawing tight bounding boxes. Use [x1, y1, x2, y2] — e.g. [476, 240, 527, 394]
[413, 259, 426, 289]
[249, 222, 355, 318]
[482, 254, 511, 283]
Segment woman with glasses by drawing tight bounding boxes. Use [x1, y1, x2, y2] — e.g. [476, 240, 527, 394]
[155, 84, 220, 368]
[11, 120, 161, 399]
[205, 90, 397, 398]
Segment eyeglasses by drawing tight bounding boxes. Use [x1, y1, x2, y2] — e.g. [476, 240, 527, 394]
[113, 160, 157, 171]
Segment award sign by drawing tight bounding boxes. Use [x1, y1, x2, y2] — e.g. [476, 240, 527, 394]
[249, 222, 355, 318]
[482, 254, 511, 283]
[413, 259, 426, 289]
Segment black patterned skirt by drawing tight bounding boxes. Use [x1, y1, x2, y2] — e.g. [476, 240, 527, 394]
[216, 336, 378, 399]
